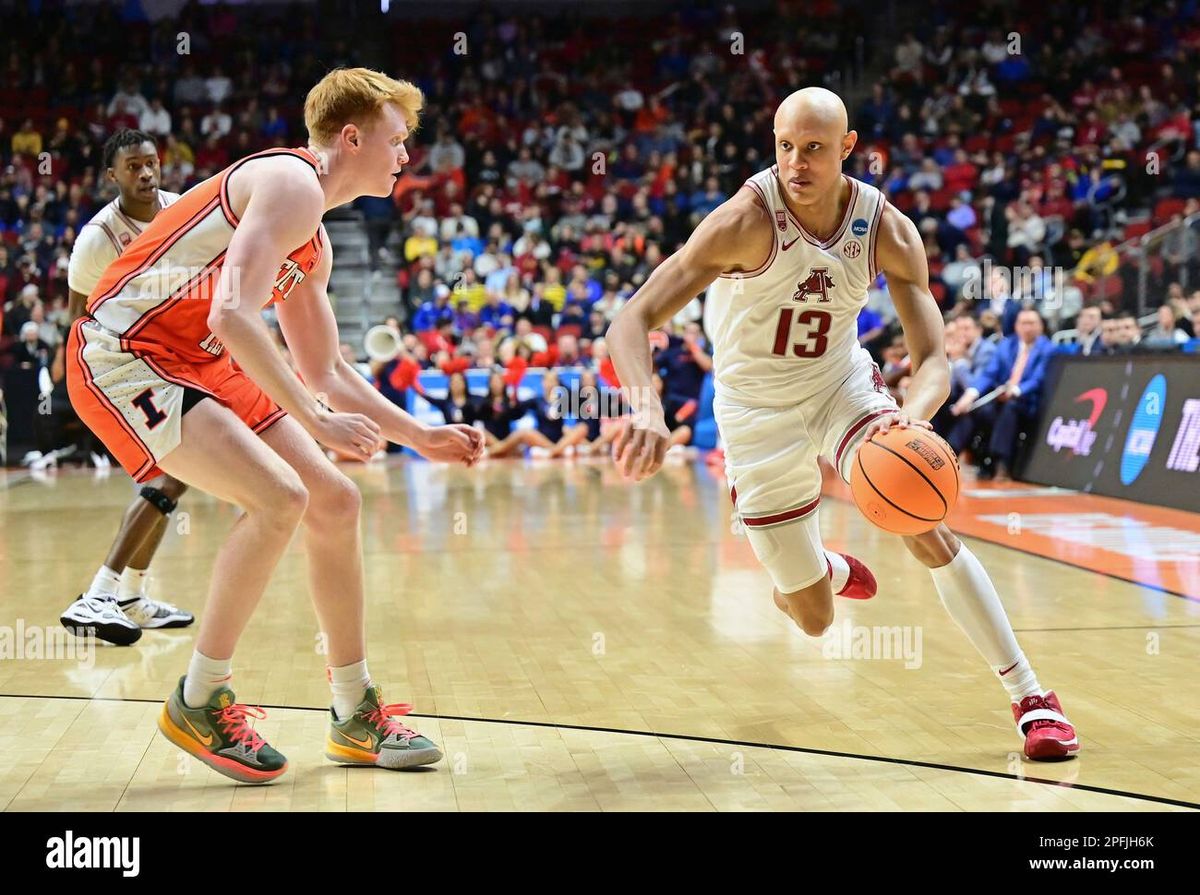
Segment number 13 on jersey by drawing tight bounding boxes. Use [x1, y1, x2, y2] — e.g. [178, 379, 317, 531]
[772, 308, 832, 358]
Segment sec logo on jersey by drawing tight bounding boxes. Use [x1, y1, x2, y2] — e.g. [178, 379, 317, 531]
[843, 241, 862, 258]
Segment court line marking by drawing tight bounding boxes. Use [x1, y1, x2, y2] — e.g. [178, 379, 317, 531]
[3, 693, 1195, 811]
[1015, 624, 1200, 633]
[818, 491, 1200, 604]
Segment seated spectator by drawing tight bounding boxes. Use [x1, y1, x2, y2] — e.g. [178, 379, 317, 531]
[654, 322, 712, 418]
[412, 288, 453, 332]
[452, 298, 479, 334]
[517, 284, 556, 328]
[947, 309, 1053, 481]
[933, 313, 996, 439]
[478, 291, 515, 332]
[1070, 305, 1103, 355]
[404, 221, 439, 262]
[424, 371, 480, 426]
[1142, 304, 1188, 348]
[453, 268, 487, 310]
[1117, 311, 1143, 350]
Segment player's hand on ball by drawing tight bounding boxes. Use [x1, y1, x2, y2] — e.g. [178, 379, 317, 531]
[613, 410, 671, 481]
[418, 424, 485, 466]
[311, 409, 382, 461]
[863, 410, 932, 442]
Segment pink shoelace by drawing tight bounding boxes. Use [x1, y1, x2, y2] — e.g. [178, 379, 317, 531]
[214, 704, 268, 751]
[364, 702, 420, 740]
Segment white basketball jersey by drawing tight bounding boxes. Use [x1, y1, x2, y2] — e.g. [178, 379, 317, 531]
[67, 190, 179, 295]
[703, 168, 886, 407]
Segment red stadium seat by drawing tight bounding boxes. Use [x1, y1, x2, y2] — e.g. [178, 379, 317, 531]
[929, 188, 956, 212]
[993, 134, 1018, 154]
[964, 135, 990, 153]
[1123, 220, 1152, 240]
[1153, 198, 1187, 225]
[1093, 274, 1124, 301]
[556, 323, 583, 340]
[929, 281, 948, 307]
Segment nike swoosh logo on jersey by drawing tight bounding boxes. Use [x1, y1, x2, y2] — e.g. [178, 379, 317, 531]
[781, 235, 801, 251]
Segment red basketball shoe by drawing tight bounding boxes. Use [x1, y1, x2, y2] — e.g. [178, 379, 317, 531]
[831, 553, 877, 600]
[1012, 690, 1080, 760]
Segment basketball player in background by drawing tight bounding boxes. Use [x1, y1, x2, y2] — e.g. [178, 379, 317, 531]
[67, 69, 484, 783]
[608, 88, 1078, 760]
[59, 129, 193, 646]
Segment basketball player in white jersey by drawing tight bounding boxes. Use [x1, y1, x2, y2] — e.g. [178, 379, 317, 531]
[608, 88, 1078, 761]
[60, 129, 193, 646]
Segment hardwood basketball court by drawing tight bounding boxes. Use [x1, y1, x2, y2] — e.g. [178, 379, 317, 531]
[1, 456, 1197, 811]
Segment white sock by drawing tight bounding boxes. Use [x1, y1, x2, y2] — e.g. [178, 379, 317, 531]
[993, 651, 1042, 702]
[928, 544, 1042, 701]
[118, 567, 149, 602]
[85, 566, 122, 600]
[183, 651, 233, 709]
[824, 551, 850, 593]
[330, 660, 371, 721]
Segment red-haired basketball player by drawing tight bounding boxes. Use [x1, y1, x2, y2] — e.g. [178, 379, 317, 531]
[67, 68, 484, 783]
[608, 88, 1078, 761]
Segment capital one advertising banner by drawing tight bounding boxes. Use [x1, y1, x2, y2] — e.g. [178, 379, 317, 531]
[1022, 355, 1200, 513]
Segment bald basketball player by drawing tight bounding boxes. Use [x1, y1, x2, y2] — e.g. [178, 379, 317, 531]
[67, 68, 484, 783]
[609, 88, 1078, 761]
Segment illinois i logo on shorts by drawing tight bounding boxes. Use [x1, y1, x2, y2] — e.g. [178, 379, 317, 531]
[792, 267, 835, 303]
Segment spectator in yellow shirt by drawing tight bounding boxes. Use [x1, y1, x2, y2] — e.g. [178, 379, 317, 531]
[12, 118, 43, 157]
[1073, 240, 1118, 284]
[542, 264, 567, 310]
[453, 268, 488, 311]
[404, 220, 439, 262]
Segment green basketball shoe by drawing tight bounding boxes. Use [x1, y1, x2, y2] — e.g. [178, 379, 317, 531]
[325, 684, 442, 769]
[157, 675, 288, 783]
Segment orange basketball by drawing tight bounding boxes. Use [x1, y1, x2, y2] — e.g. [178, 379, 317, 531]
[849, 427, 960, 535]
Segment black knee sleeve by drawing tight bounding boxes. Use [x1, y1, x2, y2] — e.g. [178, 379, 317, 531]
[139, 486, 178, 516]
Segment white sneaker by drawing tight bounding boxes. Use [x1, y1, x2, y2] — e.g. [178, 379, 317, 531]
[60, 594, 141, 646]
[31, 452, 58, 471]
[119, 596, 195, 629]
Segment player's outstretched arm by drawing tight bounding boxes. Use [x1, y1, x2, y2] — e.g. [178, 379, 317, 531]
[873, 203, 951, 433]
[208, 164, 380, 461]
[277, 234, 483, 466]
[607, 189, 771, 480]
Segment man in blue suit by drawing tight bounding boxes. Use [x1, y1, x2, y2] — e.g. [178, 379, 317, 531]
[932, 313, 998, 441]
[947, 308, 1054, 481]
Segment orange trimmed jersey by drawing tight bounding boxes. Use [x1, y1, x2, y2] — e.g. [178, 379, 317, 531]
[85, 146, 325, 366]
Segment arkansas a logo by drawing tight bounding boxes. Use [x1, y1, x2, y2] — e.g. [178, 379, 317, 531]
[792, 267, 835, 303]
[870, 363, 888, 395]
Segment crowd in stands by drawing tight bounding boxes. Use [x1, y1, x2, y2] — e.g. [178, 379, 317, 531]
[2, 0, 1199, 479]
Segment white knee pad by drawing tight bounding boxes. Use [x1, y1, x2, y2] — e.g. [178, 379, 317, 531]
[743, 512, 827, 594]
